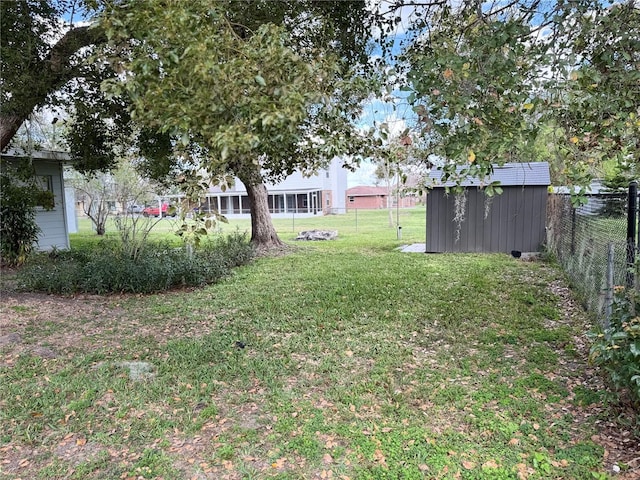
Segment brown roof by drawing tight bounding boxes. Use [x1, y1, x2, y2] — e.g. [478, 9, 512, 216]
[346, 186, 389, 196]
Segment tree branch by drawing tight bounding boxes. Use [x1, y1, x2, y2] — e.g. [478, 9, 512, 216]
[1, 24, 106, 151]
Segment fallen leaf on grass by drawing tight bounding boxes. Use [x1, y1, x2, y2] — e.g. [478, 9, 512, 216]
[325, 439, 338, 449]
[462, 460, 475, 469]
[374, 449, 387, 467]
[516, 463, 529, 479]
[483, 459, 499, 469]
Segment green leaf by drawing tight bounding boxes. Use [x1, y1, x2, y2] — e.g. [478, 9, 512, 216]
[254, 75, 266, 87]
[611, 331, 628, 341]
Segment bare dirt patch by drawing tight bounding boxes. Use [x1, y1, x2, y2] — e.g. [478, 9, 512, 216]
[0, 283, 223, 364]
[1, 264, 639, 478]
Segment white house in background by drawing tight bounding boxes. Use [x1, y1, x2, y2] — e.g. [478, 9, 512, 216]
[1, 149, 75, 251]
[196, 157, 348, 218]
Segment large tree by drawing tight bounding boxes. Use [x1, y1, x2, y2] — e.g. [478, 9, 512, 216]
[99, 0, 373, 249]
[0, 1, 104, 150]
[400, 0, 640, 195]
[2, 0, 375, 250]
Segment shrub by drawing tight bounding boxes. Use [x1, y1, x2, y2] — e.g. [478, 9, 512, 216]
[17, 232, 254, 294]
[0, 163, 53, 266]
[589, 287, 640, 406]
[200, 230, 255, 268]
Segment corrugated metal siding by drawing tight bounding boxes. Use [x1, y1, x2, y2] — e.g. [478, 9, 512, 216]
[426, 186, 547, 253]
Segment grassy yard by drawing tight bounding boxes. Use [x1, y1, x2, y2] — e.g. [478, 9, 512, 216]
[1, 209, 638, 479]
[70, 206, 428, 247]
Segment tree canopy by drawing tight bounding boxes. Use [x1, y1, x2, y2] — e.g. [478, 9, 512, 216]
[1, 0, 375, 249]
[3, 0, 638, 238]
[400, 0, 640, 196]
[98, 0, 374, 247]
[0, 1, 105, 150]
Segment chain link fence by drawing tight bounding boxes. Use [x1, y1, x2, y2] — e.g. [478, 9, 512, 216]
[271, 207, 427, 242]
[546, 191, 631, 320]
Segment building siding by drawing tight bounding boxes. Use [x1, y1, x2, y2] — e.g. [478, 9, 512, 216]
[426, 186, 548, 253]
[33, 160, 70, 251]
[348, 195, 386, 210]
[201, 157, 348, 216]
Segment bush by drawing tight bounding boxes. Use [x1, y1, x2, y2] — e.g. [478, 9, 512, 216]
[0, 163, 53, 266]
[589, 287, 640, 406]
[17, 232, 254, 294]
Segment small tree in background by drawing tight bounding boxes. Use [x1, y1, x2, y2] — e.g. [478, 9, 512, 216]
[69, 171, 113, 235]
[372, 125, 412, 227]
[68, 156, 159, 236]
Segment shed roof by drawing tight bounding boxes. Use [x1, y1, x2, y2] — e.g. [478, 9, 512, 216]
[429, 162, 550, 188]
[1, 148, 71, 162]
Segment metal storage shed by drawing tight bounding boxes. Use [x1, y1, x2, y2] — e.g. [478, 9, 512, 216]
[426, 162, 550, 253]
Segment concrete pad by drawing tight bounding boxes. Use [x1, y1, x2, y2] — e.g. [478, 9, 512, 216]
[398, 243, 427, 253]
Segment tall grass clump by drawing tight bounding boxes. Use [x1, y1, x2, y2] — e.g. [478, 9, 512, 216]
[17, 232, 254, 294]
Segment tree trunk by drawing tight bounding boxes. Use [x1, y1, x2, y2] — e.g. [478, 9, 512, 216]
[386, 178, 394, 227]
[0, 115, 24, 151]
[237, 171, 285, 251]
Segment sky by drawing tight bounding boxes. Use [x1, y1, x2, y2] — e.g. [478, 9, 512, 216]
[348, 160, 379, 187]
[348, 0, 426, 186]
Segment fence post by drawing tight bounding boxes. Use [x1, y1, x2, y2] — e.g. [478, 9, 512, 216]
[626, 181, 638, 288]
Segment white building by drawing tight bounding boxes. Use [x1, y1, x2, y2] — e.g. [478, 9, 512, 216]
[198, 157, 348, 218]
[1, 149, 74, 251]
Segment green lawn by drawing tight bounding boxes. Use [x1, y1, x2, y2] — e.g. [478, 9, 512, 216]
[1, 208, 635, 479]
[70, 206, 427, 248]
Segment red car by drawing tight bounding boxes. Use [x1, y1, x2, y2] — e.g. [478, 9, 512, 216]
[142, 204, 176, 217]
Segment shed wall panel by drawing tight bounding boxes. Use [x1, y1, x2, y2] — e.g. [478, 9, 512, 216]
[426, 186, 547, 253]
